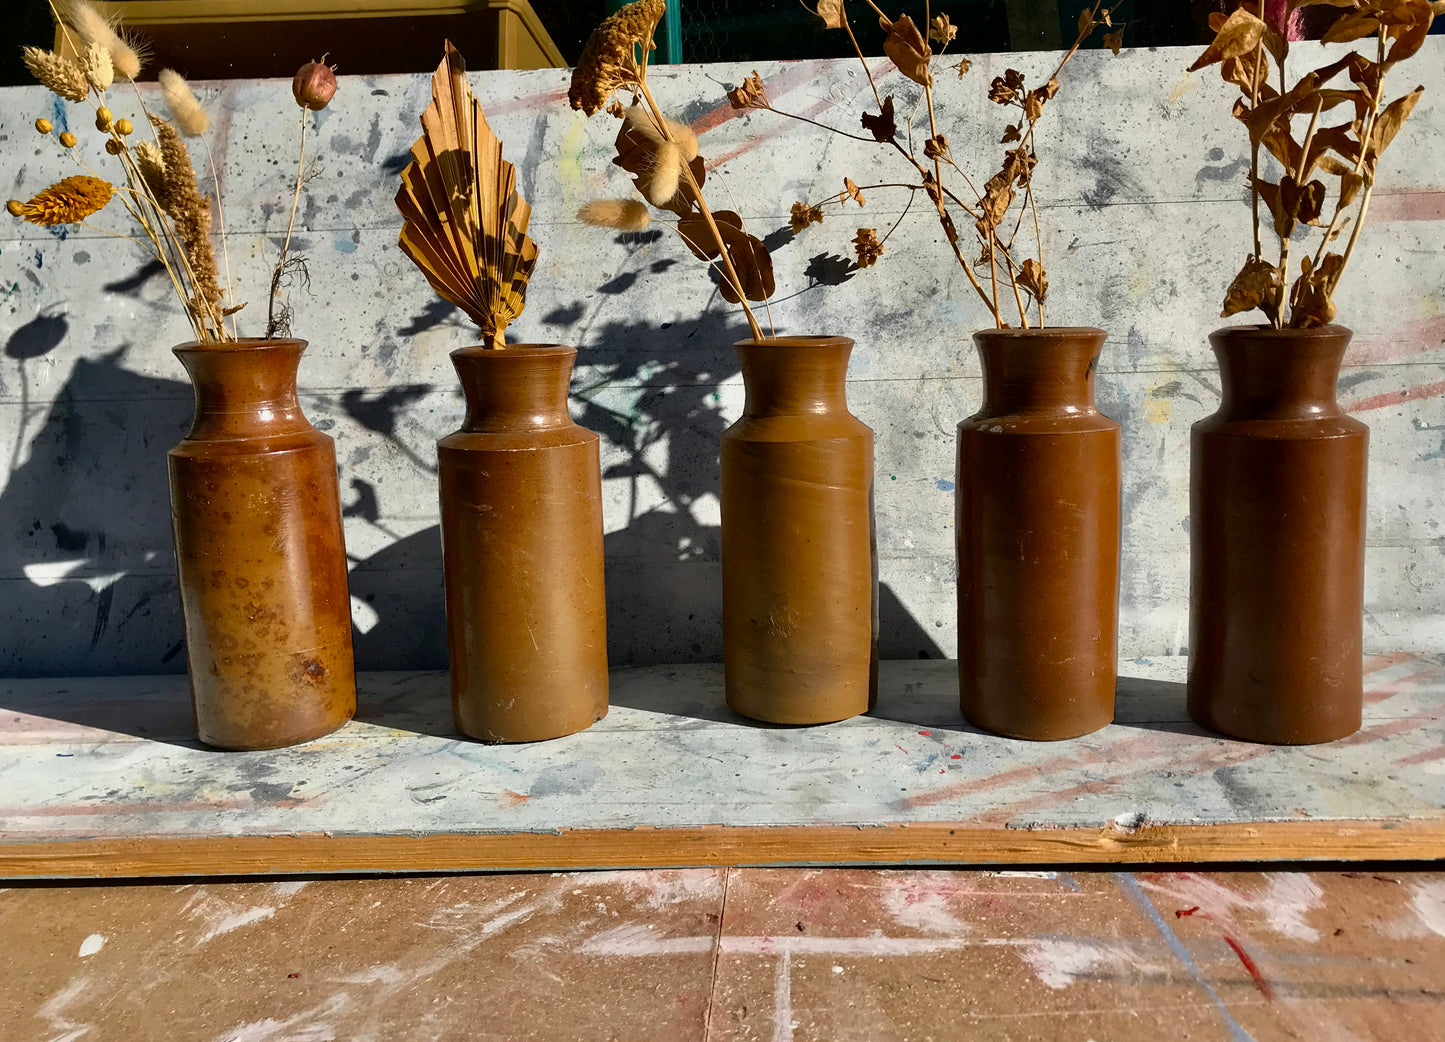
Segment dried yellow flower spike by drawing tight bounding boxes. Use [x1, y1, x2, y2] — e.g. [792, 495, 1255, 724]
[35, 118, 53, 134]
[8, 175, 113, 226]
[568, 0, 665, 116]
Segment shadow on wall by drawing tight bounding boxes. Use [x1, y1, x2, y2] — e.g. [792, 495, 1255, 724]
[348, 279, 945, 670]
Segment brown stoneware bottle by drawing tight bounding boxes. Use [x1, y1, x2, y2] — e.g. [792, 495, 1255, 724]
[168, 339, 356, 750]
[721, 335, 877, 724]
[956, 327, 1120, 740]
[1188, 324, 1367, 744]
[438, 344, 608, 742]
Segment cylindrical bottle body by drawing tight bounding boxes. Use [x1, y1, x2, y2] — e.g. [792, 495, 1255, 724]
[168, 339, 356, 750]
[439, 344, 608, 742]
[1188, 324, 1367, 744]
[955, 327, 1120, 740]
[721, 336, 877, 724]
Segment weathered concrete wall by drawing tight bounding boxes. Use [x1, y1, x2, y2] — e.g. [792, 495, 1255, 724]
[1, 41, 1442, 676]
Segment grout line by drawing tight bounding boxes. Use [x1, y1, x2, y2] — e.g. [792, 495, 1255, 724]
[1113, 871, 1258, 1042]
[701, 865, 732, 1042]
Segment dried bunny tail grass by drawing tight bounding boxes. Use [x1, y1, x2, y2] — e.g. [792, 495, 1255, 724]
[22, 47, 89, 103]
[568, 0, 665, 115]
[579, 199, 651, 231]
[56, 0, 144, 80]
[8, 175, 114, 226]
[622, 105, 698, 207]
[158, 69, 210, 137]
[80, 40, 113, 93]
[149, 116, 223, 308]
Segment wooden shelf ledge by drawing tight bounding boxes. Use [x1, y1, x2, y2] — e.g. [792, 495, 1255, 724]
[2, 654, 1441, 878]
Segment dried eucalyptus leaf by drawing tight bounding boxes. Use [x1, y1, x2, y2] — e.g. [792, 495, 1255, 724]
[1367, 85, 1424, 164]
[1386, 19, 1431, 65]
[1338, 171, 1364, 207]
[718, 233, 775, 303]
[814, 0, 846, 30]
[1017, 258, 1048, 302]
[1322, 11, 1381, 43]
[1288, 251, 1344, 327]
[1221, 254, 1283, 318]
[881, 14, 933, 88]
[1188, 8, 1266, 72]
[843, 177, 866, 206]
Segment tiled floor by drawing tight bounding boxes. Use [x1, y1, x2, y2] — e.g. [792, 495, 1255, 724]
[3, 868, 1443, 1041]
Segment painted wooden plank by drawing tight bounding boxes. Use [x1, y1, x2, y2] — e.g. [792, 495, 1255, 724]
[1, 653, 1441, 877]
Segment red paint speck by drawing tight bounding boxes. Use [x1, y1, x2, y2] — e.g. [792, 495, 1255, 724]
[918, 730, 931, 736]
[895, 744, 908, 754]
[950, 753, 962, 760]
[1176, 906, 1200, 918]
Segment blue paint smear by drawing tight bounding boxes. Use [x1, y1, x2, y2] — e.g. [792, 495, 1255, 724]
[333, 237, 358, 253]
[935, 479, 954, 491]
[1114, 873, 1257, 1042]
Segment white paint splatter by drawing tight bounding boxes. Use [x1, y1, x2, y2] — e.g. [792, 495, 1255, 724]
[557, 869, 721, 910]
[1018, 938, 1163, 990]
[1259, 872, 1324, 942]
[1410, 880, 1445, 938]
[213, 993, 349, 1042]
[77, 934, 105, 957]
[271, 881, 310, 897]
[194, 904, 275, 946]
[880, 873, 970, 935]
[577, 923, 714, 956]
[38, 975, 92, 1042]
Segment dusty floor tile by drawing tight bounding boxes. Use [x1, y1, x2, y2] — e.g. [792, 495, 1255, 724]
[0, 869, 725, 1041]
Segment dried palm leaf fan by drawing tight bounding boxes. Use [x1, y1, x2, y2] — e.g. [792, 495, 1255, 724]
[396, 42, 538, 347]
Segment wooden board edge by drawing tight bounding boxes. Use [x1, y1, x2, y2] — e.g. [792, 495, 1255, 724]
[3, 819, 1443, 879]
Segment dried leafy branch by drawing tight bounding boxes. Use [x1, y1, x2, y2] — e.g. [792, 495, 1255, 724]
[732, 0, 1121, 329]
[1194, 0, 1435, 328]
[569, 0, 770, 341]
[6, 0, 335, 344]
[395, 43, 538, 348]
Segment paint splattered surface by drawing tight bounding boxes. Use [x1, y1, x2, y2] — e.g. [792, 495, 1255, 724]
[0, 44, 1442, 678]
[1, 654, 1441, 871]
[2, 867, 1442, 1040]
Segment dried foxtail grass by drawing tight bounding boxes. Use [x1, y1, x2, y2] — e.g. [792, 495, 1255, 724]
[150, 116, 223, 310]
[56, 0, 143, 80]
[395, 42, 538, 347]
[579, 198, 651, 232]
[619, 104, 697, 207]
[22, 47, 89, 103]
[158, 69, 210, 137]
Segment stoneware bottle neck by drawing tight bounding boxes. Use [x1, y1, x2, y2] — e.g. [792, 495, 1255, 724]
[1210, 325, 1351, 421]
[452, 344, 577, 432]
[735, 336, 854, 417]
[973, 327, 1105, 417]
[174, 338, 311, 441]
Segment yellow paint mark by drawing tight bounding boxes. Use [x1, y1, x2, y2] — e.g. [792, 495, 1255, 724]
[1166, 71, 1199, 109]
[557, 118, 587, 205]
[1145, 389, 1172, 424]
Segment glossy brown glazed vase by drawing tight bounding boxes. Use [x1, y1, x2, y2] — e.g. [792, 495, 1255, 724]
[721, 336, 877, 725]
[956, 327, 1120, 740]
[168, 339, 356, 750]
[438, 344, 608, 742]
[1188, 325, 1367, 744]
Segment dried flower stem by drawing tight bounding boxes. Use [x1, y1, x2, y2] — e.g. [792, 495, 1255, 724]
[269, 108, 308, 338]
[634, 63, 764, 340]
[202, 137, 237, 336]
[1325, 28, 1388, 300]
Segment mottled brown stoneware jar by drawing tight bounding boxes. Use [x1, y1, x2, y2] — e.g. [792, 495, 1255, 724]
[721, 336, 877, 725]
[169, 339, 356, 750]
[438, 344, 608, 743]
[1188, 324, 1367, 744]
[956, 327, 1120, 740]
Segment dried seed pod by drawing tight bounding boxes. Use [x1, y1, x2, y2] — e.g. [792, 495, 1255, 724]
[60, 131, 77, 148]
[292, 57, 337, 111]
[115, 118, 133, 135]
[95, 107, 112, 132]
[35, 118, 53, 134]
[105, 138, 124, 155]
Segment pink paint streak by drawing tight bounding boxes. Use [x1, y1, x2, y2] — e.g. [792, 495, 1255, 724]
[1346, 379, 1445, 414]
